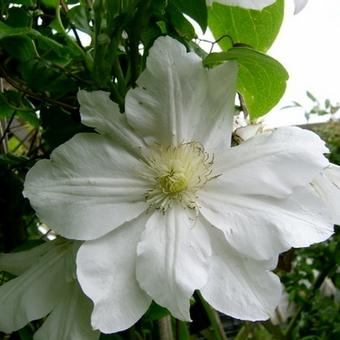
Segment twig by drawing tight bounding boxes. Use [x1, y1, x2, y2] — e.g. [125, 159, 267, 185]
[0, 112, 15, 145]
[198, 292, 228, 340]
[238, 93, 249, 119]
[262, 320, 286, 340]
[60, 0, 86, 50]
[0, 64, 77, 111]
[158, 315, 174, 340]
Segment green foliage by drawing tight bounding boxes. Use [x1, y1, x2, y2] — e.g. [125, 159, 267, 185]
[204, 47, 288, 119]
[303, 91, 339, 122]
[280, 227, 340, 339]
[170, 0, 207, 32]
[208, 0, 284, 52]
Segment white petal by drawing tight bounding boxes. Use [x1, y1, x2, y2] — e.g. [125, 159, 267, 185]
[24, 133, 148, 240]
[207, 0, 276, 10]
[233, 124, 265, 143]
[136, 207, 211, 321]
[201, 226, 282, 321]
[76, 214, 152, 334]
[34, 282, 100, 340]
[78, 90, 146, 153]
[0, 241, 53, 275]
[312, 164, 340, 224]
[294, 0, 308, 14]
[199, 186, 333, 261]
[126, 36, 237, 149]
[213, 127, 329, 198]
[0, 241, 71, 333]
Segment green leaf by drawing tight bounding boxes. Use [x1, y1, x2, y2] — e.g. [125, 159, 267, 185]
[19, 59, 77, 96]
[2, 36, 38, 61]
[18, 324, 34, 340]
[204, 47, 289, 119]
[17, 110, 40, 128]
[6, 7, 32, 28]
[306, 90, 318, 102]
[141, 301, 169, 323]
[167, 4, 196, 41]
[40, 0, 59, 8]
[40, 107, 91, 149]
[0, 22, 30, 39]
[0, 154, 31, 168]
[0, 103, 14, 118]
[176, 320, 190, 340]
[68, 5, 93, 36]
[0, 91, 39, 127]
[170, 0, 207, 32]
[208, 0, 284, 52]
[31, 30, 70, 64]
[11, 0, 36, 6]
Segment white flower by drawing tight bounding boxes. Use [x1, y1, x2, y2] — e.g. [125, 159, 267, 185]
[270, 291, 295, 325]
[293, 0, 308, 14]
[208, 0, 308, 14]
[234, 124, 340, 225]
[312, 163, 340, 225]
[0, 240, 99, 340]
[23, 36, 333, 333]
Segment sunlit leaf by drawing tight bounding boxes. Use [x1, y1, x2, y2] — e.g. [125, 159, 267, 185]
[204, 47, 288, 119]
[208, 0, 284, 52]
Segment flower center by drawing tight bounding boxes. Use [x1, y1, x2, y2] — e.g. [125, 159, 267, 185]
[142, 142, 214, 212]
[159, 170, 188, 194]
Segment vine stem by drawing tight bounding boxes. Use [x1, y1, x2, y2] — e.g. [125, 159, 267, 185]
[158, 315, 174, 340]
[0, 65, 77, 111]
[198, 292, 228, 340]
[56, 1, 93, 71]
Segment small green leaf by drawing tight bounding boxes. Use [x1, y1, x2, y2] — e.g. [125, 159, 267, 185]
[170, 0, 207, 32]
[208, 0, 284, 52]
[306, 90, 318, 102]
[204, 47, 289, 119]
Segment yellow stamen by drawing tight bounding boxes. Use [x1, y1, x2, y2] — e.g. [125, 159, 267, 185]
[141, 142, 214, 211]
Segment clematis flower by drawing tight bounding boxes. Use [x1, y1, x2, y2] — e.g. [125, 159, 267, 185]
[0, 239, 99, 340]
[24, 36, 333, 333]
[234, 124, 340, 225]
[311, 164, 340, 225]
[208, 0, 309, 14]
